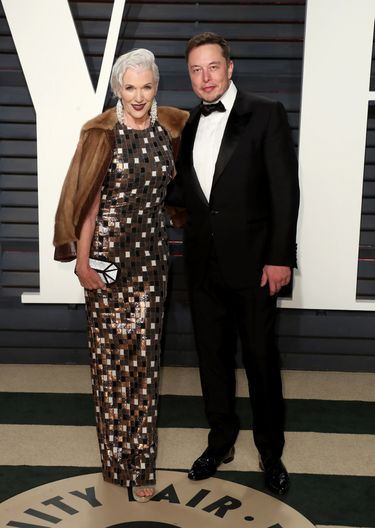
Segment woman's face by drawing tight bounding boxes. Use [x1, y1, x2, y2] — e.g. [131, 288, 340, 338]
[118, 67, 157, 127]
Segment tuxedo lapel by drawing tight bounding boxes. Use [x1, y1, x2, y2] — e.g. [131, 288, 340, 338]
[211, 93, 253, 194]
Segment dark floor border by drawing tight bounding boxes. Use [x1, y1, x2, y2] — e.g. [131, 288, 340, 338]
[1, 393, 375, 434]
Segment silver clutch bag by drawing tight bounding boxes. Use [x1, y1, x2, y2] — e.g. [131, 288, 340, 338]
[89, 257, 119, 285]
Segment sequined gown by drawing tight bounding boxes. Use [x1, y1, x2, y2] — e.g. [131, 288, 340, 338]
[85, 121, 174, 487]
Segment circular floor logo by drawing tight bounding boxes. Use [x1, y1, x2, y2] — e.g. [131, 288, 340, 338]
[0, 471, 315, 527]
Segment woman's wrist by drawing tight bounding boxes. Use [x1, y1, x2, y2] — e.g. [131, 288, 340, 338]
[75, 259, 90, 273]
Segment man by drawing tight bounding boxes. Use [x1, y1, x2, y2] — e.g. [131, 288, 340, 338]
[169, 32, 299, 495]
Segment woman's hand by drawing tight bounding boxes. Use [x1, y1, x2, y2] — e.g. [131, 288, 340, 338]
[75, 263, 106, 290]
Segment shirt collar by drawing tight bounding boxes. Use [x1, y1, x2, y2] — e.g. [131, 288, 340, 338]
[219, 81, 237, 112]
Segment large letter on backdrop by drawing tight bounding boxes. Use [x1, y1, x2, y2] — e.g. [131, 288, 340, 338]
[2, 0, 126, 303]
[281, 0, 375, 310]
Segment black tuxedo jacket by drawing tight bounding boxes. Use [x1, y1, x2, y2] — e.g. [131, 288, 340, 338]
[169, 90, 300, 288]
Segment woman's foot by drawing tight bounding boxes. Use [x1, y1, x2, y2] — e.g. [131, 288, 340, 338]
[132, 485, 155, 503]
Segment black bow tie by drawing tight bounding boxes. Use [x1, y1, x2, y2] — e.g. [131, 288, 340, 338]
[200, 100, 226, 116]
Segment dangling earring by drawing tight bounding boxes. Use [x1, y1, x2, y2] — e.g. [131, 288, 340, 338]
[150, 98, 158, 126]
[116, 98, 124, 125]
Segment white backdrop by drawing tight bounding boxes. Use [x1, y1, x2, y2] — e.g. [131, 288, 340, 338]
[285, 0, 375, 310]
[2, 0, 375, 309]
[3, 0, 126, 304]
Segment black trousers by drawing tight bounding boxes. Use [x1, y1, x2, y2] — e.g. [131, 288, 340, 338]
[189, 247, 285, 461]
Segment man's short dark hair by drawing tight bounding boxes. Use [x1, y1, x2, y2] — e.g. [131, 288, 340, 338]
[185, 32, 231, 62]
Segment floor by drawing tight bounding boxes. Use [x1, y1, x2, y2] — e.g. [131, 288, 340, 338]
[0, 365, 374, 527]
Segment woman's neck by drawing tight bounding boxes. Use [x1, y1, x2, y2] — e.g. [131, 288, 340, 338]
[123, 113, 151, 130]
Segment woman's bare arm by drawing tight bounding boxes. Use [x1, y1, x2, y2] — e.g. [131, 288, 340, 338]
[75, 192, 106, 290]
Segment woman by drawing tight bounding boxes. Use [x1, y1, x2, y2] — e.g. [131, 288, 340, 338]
[53, 49, 188, 501]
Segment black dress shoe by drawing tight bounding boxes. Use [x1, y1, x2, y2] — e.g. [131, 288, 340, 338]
[260, 457, 290, 495]
[188, 446, 235, 480]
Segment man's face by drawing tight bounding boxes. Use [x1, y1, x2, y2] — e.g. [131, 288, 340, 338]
[187, 43, 233, 103]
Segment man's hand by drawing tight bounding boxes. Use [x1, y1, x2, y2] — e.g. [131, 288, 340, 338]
[260, 265, 291, 296]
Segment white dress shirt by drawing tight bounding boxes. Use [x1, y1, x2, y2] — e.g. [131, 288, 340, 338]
[193, 81, 237, 202]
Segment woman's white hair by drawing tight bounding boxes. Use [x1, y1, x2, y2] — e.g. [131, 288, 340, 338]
[110, 49, 159, 95]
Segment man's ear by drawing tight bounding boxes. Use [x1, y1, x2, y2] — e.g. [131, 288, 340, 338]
[228, 60, 234, 79]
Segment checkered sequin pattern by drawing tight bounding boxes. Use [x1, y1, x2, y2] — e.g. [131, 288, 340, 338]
[85, 122, 174, 487]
